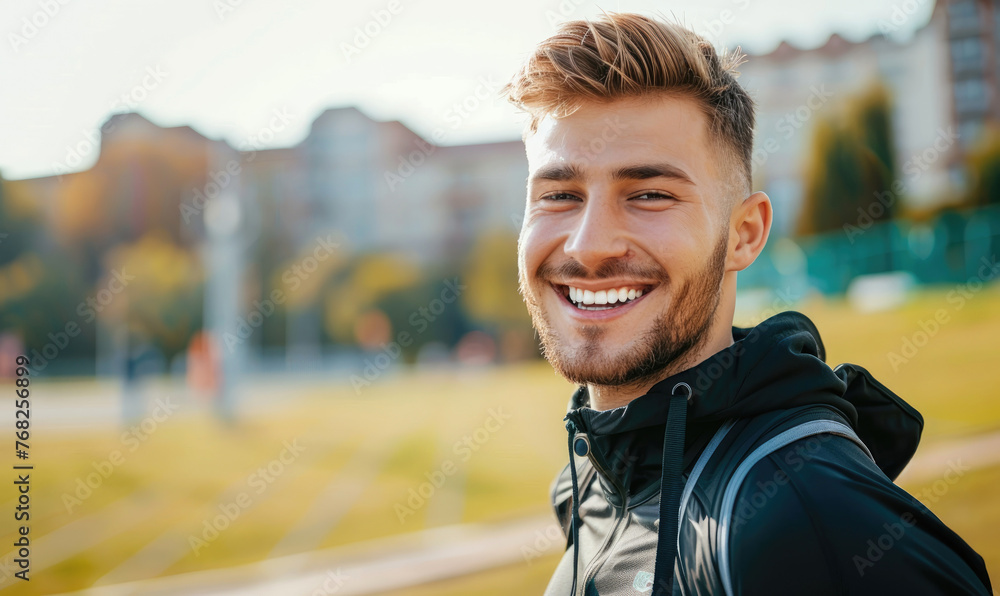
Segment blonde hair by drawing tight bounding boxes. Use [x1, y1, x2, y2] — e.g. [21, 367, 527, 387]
[501, 11, 755, 197]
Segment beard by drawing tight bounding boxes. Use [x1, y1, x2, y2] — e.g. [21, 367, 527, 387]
[520, 229, 728, 389]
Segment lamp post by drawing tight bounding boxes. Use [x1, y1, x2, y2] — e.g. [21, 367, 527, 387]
[203, 152, 244, 424]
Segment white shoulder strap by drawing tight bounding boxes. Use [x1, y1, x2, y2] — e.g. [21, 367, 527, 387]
[672, 419, 737, 596]
[716, 419, 874, 596]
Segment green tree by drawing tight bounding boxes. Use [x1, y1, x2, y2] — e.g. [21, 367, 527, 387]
[853, 84, 896, 189]
[966, 125, 1000, 207]
[0, 172, 41, 267]
[103, 231, 204, 361]
[461, 229, 531, 331]
[797, 83, 897, 236]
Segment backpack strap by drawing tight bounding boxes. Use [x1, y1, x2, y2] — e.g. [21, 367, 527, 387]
[715, 419, 874, 596]
[678, 419, 737, 528]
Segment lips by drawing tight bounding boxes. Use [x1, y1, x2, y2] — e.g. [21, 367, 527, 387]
[550, 282, 656, 312]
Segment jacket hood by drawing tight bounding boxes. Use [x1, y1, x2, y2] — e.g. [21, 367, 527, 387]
[564, 310, 924, 498]
[559, 310, 923, 595]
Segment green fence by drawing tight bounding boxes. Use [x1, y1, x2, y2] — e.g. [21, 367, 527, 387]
[741, 204, 1000, 295]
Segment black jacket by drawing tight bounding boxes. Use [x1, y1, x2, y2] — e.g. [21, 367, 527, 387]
[544, 311, 993, 595]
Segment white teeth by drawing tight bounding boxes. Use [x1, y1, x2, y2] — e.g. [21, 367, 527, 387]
[567, 285, 647, 307]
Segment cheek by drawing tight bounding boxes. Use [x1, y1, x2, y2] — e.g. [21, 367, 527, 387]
[517, 227, 540, 274]
[638, 225, 705, 278]
[520, 216, 565, 273]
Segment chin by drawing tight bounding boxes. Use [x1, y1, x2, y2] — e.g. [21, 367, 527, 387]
[545, 329, 644, 385]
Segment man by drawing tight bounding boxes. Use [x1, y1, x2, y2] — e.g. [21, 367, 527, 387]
[500, 12, 993, 596]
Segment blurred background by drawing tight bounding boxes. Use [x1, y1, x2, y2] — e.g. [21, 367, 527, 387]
[1, 0, 999, 593]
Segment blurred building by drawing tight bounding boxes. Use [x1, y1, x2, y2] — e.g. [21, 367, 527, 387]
[739, 0, 952, 233]
[10, 0, 1000, 258]
[11, 107, 527, 265]
[239, 106, 527, 264]
[942, 0, 1000, 151]
[738, 0, 1000, 235]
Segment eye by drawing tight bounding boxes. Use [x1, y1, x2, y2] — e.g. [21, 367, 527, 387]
[540, 192, 582, 202]
[630, 192, 675, 201]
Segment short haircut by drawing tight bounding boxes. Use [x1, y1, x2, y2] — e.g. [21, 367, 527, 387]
[501, 11, 756, 201]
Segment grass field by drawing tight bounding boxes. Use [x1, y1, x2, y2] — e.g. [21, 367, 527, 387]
[3, 284, 999, 595]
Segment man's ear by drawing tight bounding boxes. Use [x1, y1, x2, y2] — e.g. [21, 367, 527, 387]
[728, 191, 772, 272]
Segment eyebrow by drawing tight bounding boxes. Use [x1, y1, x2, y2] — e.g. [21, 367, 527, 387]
[530, 162, 695, 185]
[531, 163, 585, 183]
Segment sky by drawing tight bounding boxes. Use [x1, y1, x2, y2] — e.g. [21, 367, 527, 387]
[0, 0, 935, 180]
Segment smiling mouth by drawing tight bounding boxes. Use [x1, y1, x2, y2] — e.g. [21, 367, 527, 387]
[552, 283, 655, 311]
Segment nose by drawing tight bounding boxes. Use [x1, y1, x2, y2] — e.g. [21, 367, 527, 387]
[563, 193, 628, 271]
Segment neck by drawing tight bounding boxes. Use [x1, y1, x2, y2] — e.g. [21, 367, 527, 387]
[586, 325, 735, 412]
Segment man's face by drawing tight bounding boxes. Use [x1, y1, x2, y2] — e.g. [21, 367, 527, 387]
[518, 94, 735, 388]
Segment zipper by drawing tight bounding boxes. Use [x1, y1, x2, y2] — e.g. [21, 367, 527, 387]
[573, 427, 630, 596]
[578, 492, 630, 594]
